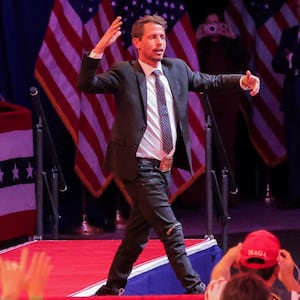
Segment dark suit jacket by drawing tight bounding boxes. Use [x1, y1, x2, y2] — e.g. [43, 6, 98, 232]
[77, 55, 242, 181]
[272, 25, 300, 112]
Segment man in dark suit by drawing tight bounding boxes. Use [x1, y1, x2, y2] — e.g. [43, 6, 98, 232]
[272, 0, 300, 209]
[77, 15, 260, 296]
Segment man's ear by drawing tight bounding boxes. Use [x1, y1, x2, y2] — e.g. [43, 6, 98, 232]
[132, 37, 140, 49]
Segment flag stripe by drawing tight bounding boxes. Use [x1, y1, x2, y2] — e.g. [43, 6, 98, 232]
[0, 101, 33, 130]
[75, 150, 108, 195]
[0, 210, 36, 242]
[225, 0, 299, 167]
[0, 130, 33, 161]
[0, 184, 36, 216]
[53, 0, 82, 57]
[35, 58, 79, 140]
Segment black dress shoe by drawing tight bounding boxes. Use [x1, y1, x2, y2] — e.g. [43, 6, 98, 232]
[185, 282, 206, 294]
[95, 284, 124, 296]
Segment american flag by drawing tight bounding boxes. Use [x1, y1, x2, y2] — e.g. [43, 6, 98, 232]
[225, 0, 298, 167]
[35, 0, 206, 202]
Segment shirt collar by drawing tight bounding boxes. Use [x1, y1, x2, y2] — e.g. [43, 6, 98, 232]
[138, 59, 163, 76]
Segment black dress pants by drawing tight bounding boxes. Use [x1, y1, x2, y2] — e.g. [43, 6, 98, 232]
[105, 159, 202, 293]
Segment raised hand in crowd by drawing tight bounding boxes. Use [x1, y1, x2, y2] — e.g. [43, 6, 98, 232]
[0, 248, 53, 300]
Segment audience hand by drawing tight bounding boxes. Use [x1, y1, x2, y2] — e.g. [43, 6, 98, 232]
[278, 249, 300, 292]
[0, 248, 28, 300]
[25, 251, 53, 300]
[0, 248, 53, 300]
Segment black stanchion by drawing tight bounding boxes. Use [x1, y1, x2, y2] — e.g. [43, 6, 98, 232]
[30, 86, 67, 239]
[200, 92, 235, 252]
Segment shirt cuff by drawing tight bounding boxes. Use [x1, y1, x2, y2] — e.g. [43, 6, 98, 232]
[89, 50, 104, 59]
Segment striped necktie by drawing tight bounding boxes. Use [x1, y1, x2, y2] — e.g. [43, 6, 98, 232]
[152, 70, 173, 154]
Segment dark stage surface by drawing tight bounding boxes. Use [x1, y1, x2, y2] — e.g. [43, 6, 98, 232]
[51, 196, 300, 268]
[1, 195, 300, 269]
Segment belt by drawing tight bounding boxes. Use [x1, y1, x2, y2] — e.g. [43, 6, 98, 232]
[137, 157, 173, 172]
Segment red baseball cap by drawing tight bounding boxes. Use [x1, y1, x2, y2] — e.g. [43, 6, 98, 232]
[240, 229, 280, 269]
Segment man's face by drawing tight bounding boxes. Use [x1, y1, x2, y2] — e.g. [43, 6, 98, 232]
[132, 22, 166, 67]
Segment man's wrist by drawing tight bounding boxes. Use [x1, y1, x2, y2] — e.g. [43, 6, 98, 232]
[89, 50, 104, 59]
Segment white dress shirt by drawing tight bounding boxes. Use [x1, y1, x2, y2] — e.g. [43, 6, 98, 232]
[136, 60, 177, 160]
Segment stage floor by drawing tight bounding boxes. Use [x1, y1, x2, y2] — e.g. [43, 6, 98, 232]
[0, 238, 222, 297]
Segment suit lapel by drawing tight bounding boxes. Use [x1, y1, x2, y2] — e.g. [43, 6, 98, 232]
[163, 65, 180, 119]
[132, 61, 147, 120]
